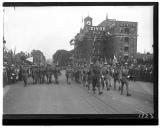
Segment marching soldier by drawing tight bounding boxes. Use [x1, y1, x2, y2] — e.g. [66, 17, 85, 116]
[92, 63, 103, 95]
[87, 62, 94, 90]
[39, 66, 43, 84]
[101, 63, 112, 91]
[46, 64, 52, 84]
[65, 65, 72, 84]
[82, 65, 89, 87]
[31, 65, 35, 84]
[100, 62, 107, 90]
[34, 66, 39, 84]
[39, 66, 46, 84]
[113, 64, 121, 90]
[120, 63, 131, 96]
[54, 65, 60, 84]
[22, 65, 28, 87]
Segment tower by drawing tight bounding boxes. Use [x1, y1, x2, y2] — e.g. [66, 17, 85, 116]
[106, 13, 108, 20]
[84, 16, 92, 27]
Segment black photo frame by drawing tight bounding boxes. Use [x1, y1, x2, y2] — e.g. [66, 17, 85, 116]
[2, 2, 158, 125]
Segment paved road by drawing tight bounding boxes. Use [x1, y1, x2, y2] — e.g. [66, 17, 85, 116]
[3, 71, 153, 114]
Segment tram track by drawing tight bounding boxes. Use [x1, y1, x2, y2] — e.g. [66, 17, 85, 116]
[74, 83, 121, 114]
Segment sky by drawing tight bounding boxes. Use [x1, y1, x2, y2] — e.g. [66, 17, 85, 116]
[3, 6, 153, 59]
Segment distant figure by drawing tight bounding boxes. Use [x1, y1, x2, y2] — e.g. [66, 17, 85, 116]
[53, 66, 60, 84]
[65, 65, 72, 85]
[22, 65, 28, 87]
[46, 65, 52, 84]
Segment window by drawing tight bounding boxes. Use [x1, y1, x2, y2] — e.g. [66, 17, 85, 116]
[124, 55, 128, 60]
[125, 37, 129, 42]
[125, 28, 129, 33]
[125, 28, 129, 34]
[124, 47, 129, 52]
[120, 28, 124, 33]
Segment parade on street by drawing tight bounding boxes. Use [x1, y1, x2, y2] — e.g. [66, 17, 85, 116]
[3, 6, 154, 115]
[3, 69, 153, 114]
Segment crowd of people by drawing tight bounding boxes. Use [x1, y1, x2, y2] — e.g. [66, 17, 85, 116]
[3, 64, 61, 87]
[65, 58, 153, 96]
[65, 62, 131, 96]
[3, 57, 153, 97]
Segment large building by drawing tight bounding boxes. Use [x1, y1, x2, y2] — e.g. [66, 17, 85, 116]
[72, 15, 138, 66]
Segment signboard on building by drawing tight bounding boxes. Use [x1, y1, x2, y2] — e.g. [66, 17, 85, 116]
[90, 26, 106, 31]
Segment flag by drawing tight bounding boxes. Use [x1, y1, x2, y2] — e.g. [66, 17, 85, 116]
[93, 35, 96, 46]
[69, 39, 74, 45]
[104, 57, 107, 64]
[105, 31, 111, 37]
[113, 54, 118, 64]
[89, 56, 93, 65]
[26, 57, 33, 63]
[94, 35, 96, 42]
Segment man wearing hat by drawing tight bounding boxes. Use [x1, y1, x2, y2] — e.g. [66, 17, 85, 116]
[46, 64, 52, 84]
[100, 61, 108, 90]
[86, 62, 93, 90]
[113, 64, 121, 90]
[120, 63, 131, 96]
[54, 64, 60, 84]
[92, 63, 103, 95]
[65, 65, 72, 84]
[22, 65, 28, 87]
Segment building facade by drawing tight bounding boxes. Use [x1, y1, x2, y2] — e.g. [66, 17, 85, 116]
[72, 15, 138, 66]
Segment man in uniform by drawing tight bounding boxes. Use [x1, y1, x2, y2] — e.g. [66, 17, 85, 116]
[46, 64, 52, 84]
[120, 63, 131, 96]
[54, 64, 60, 84]
[100, 62, 107, 90]
[113, 64, 121, 90]
[39, 66, 43, 84]
[31, 65, 35, 84]
[92, 63, 103, 95]
[101, 63, 113, 91]
[87, 62, 94, 90]
[82, 65, 89, 87]
[65, 65, 72, 85]
[22, 65, 28, 87]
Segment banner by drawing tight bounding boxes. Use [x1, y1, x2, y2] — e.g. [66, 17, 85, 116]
[26, 57, 33, 62]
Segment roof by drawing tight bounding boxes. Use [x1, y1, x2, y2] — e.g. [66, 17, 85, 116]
[98, 19, 137, 27]
[84, 16, 92, 21]
[98, 19, 116, 26]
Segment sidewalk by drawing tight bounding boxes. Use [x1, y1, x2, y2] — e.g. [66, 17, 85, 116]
[3, 85, 11, 96]
[3, 80, 24, 97]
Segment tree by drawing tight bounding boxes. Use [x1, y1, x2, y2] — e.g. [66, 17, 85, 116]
[31, 50, 46, 66]
[52, 50, 71, 66]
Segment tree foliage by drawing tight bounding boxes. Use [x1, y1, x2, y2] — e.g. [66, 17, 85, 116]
[52, 50, 71, 66]
[31, 50, 46, 66]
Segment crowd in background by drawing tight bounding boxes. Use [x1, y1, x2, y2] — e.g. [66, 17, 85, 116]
[3, 57, 153, 87]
